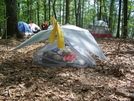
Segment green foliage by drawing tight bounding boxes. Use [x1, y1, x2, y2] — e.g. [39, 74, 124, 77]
[0, 0, 6, 36]
[1, 0, 134, 38]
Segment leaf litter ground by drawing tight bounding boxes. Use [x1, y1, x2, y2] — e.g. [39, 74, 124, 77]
[0, 38, 134, 101]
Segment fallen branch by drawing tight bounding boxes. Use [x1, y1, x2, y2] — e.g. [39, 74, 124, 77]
[115, 89, 134, 99]
[126, 78, 134, 83]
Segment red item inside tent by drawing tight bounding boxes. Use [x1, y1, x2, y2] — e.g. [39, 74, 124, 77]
[63, 54, 76, 62]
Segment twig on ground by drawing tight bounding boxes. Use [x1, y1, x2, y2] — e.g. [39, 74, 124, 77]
[115, 89, 134, 99]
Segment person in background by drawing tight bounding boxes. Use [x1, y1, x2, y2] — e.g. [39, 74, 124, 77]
[42, 21, 48, 30]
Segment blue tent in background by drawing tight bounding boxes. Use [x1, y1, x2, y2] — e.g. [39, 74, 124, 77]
[18, 21, 33, 36]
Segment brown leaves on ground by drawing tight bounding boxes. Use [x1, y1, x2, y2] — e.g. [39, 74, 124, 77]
[0, 38, 134, 101]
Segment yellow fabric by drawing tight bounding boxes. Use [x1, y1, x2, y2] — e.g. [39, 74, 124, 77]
[49, 17, 65, 49]
[50, 17, 56, 26]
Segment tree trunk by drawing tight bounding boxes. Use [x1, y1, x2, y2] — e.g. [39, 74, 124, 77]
[103, 0, 108, 22]
[2, 0, 23, 39]
[74, 0, 78, 26]
[78, 0, 81, 27]
[62, 0, 65, 24]
[123, 0, 128, 38]
[0, 24, 2, 36]
[37, 0, 40, 26]
[116, 0, 122, 38]
[65, 0, 70, 24]
[27, 0, 30, 23]
[93, 0, 96, 25]
[81, 0, 84, 27]
[109, 0, 115, 33]
[98, 0, 102, 20]
[48, 0, 51, 24]
[29, 0, 32, 22]
[44, 0, 47, 21]
[127, 0, 132, 20]
[53, 0, 57, 19]
[59, 0, 62, 23]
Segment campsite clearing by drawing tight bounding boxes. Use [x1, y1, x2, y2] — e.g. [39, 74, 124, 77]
[0, 38, 134, 101]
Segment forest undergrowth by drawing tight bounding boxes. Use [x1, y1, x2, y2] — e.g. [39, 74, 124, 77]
[0, 37, 134, 101]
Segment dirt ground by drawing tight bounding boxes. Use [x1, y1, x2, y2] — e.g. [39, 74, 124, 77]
[0, 38, 134, 101]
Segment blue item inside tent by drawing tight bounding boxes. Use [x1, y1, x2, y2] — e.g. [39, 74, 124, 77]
[18, 21, 32, 33]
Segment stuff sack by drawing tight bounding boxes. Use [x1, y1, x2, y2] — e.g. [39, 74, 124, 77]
[34, 40, 96, 68]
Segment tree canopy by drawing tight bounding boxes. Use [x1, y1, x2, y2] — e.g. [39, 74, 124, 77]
[0, 0, 134, 38]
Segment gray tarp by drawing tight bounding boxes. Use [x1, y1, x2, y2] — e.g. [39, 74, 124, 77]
[12, 24, 107, 61]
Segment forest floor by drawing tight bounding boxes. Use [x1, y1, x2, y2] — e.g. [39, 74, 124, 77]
[0, 37, 134, 101]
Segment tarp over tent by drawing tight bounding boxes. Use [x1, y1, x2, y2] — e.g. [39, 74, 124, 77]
[89, 20, 112, 38]
[13, 24, 108, 68]
[18, 21, 33, 36]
